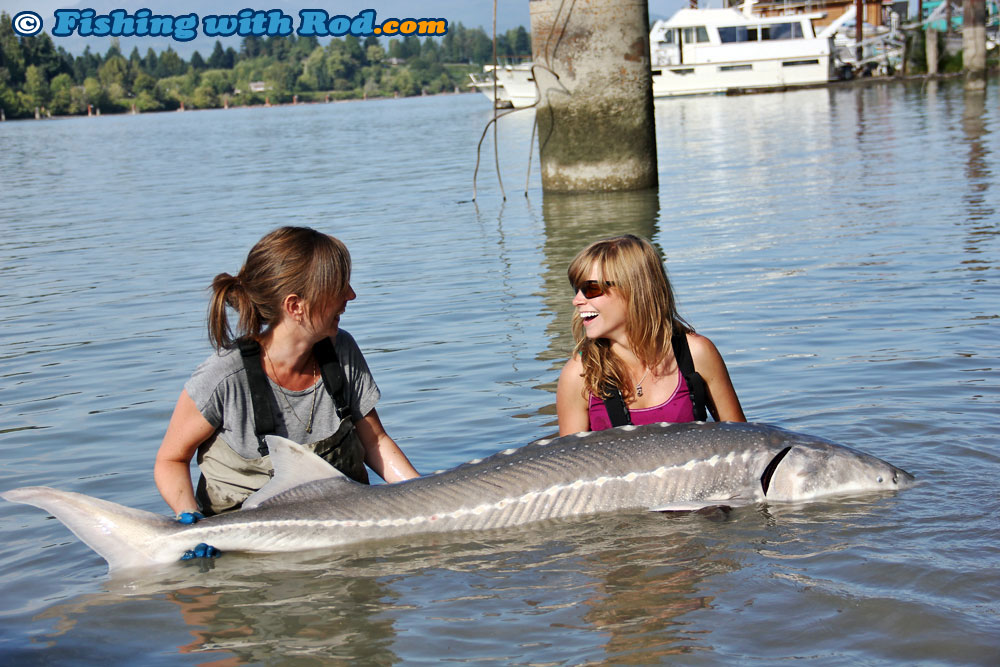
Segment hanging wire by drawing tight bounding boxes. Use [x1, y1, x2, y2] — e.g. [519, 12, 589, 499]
[471, 0, 573, 201]
[492, 0, 506, 200]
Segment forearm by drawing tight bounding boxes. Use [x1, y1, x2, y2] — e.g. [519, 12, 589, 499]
[367, 436, 420, 482]
[355, 408, 419, 482]
[154, 458, 199, 515]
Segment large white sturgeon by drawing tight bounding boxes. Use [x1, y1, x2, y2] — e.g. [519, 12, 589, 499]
[3, 422, 914, 571]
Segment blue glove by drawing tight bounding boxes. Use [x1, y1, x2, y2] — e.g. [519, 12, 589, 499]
[175, 511, 204, 525]
[175, 512, 221, 561]
[181, 543, 221, 560]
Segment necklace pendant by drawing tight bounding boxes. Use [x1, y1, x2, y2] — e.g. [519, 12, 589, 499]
[636, 385, 643, 397]
[306, 426, 312, 434]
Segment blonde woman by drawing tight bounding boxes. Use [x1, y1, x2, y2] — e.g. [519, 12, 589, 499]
[155, 226, 418, 541]
[556, 235, 745, 435]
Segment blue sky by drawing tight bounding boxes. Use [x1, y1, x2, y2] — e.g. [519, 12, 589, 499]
[2, 0, 693, 56]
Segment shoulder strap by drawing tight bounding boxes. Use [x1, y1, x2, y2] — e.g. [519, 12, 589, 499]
[237, 337, 356, 456]
[602, 383, 632, 427]
[237, 338, 275, 456]
[672, 331, 708, 421]
[313, 337, 353, 421]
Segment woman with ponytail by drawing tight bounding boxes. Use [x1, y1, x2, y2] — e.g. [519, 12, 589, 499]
[154, 227, 418, 526]
[556, 235, 745, 435]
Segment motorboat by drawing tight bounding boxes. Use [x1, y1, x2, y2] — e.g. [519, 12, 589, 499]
[469, 3, 847, 106]
[650, 5, 840, 96]
[468, 62, 538, 108]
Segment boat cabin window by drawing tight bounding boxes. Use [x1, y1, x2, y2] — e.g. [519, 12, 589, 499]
[761, 23, 803, 40]
[719, 22, 803, 43]
[719, 26, 754, 43]
[660, 30, 675, 45]
[681, 26, 710, 44]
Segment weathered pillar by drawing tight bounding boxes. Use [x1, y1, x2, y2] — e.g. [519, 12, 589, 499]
[855, 0, 865, 64]
[530, 0, 657, 192]
[963, 0, 987, 90]
[926, 26, 939, 75]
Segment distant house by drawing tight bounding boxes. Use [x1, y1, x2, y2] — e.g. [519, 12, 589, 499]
[248, 81, 272, 93]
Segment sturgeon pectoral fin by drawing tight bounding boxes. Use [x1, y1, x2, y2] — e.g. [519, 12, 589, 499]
[650, 498, 752, 512]
[242, 436, 353, 510]
[760, 446, 792, 496]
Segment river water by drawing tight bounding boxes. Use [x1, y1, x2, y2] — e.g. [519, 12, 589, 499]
[1, 79, 997, 664]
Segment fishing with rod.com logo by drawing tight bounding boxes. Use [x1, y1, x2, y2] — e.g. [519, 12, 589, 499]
[10, 8, 448, 41]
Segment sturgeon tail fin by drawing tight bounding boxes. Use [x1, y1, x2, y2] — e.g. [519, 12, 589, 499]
[2, 486, 179, 571]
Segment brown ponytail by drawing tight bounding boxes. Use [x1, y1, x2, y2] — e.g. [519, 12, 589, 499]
[206, 226, 352, 350]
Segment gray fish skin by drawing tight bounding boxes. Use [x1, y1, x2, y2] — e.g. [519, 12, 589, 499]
[1, 422, 914, 571]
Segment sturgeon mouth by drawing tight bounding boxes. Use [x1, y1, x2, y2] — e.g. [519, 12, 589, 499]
[760, 446, 792, 496]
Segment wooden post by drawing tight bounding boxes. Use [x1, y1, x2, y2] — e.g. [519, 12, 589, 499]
[855, 0, 865, 64]
[963, 0, 987, 89]
[926, 26, 939, 74]
[530, 0, 657, 192]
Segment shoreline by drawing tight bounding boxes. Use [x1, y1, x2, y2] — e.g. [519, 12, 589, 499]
[4, 69, 995, 123]
[1, 87, 480, 123]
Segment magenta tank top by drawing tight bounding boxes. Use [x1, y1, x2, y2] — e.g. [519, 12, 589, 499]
[588, 370, 695, 430]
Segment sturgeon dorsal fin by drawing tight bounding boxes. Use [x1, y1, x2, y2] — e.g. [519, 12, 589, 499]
[760, 446, 792, 496]
[242, 435, 350, 510]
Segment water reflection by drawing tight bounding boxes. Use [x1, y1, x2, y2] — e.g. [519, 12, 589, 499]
[960, 88, 997, 268]
[29, 512, 749, 664]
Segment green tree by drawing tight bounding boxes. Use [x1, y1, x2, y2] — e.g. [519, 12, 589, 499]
[510, 27, 531, 56]
[264, 61, 298, 96]
[23, 64, 49, 109]
[133, 70, 156, 94]
[366, 43, 386, 66]
[242, 35, 264, 59]
[207, 41, 227, 69]
[0, 12, 26, 85]
[142, 48, 158, 75]
[298, 46, 330, 91]
[82, 76, 109, 111]
[156, 48, 186, 77]
[98, 54, 128, 91]
[49, 72, 74, 114]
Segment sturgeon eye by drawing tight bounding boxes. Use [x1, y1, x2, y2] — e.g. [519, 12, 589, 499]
[876, 476, 884, 483]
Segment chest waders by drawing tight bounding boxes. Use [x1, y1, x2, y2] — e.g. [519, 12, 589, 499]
[195, 337, 369, 515]
[602, 331, 709, 427]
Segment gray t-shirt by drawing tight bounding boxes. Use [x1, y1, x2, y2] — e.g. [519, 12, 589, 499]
[185, 330, 380, 459]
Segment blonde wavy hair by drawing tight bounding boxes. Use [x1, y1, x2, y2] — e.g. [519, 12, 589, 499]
[207, 226, 352, 350]
[568, 234, 693, 401]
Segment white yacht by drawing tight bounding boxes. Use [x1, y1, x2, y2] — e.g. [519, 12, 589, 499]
[470, 5, 841, 106]
[468, 62, 538, 108]
[650, 6, 838, 97]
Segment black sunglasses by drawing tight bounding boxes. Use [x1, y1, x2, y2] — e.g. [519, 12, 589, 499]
[572, 280, 615, 299]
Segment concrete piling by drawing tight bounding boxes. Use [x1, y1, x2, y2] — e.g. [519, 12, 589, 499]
[963, 0, 987, 90]
[926, 26, 939, 75]
[529, 0, 657, 193]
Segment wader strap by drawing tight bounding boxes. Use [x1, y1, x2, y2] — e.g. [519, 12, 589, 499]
[672, 331, 708, 422]
[313, 337, 353, 422]
[602, 384, 632, 428]
[237, 338, 275, 456]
